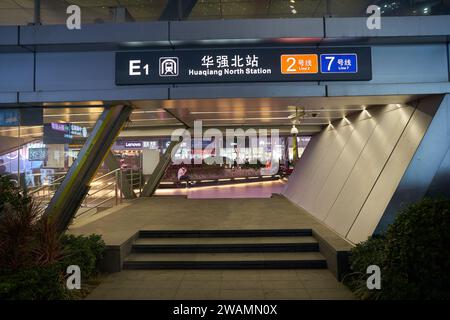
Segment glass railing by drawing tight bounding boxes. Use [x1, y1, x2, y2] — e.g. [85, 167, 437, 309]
[1, 0, 449, 26]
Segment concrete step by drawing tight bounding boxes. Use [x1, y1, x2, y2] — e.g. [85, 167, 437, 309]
[123, 252, 327, 270]
[132, 236, 319, 253]
[138, 229, 313, 238]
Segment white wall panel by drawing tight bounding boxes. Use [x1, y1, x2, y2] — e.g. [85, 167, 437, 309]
[347, 105, 433, 243]
[283, 133, 321, 201]
[325, 106, 414, 236]
[302, 124, 353, 213]
[288, 127, 339, 207]
[294, 128, 340, 208]
[313, 117, 378, 221]
[283, 99, 439, 243]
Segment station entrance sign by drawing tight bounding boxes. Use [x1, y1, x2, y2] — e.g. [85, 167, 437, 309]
[116, 47, 371, 85]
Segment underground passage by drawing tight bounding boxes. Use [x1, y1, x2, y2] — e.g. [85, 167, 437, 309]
[1, 0, 450, 306]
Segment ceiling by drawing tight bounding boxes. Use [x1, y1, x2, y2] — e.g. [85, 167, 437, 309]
[133, 94, 423, 129]
[1, 0, 446, 26]
[0, 94, 428, 144]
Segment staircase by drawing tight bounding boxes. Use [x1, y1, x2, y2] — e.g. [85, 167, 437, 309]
[123, 229, 327, 270]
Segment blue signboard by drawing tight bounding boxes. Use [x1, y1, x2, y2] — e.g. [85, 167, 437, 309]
[0, 109, 20, 126]
[320, 54, 358, 73]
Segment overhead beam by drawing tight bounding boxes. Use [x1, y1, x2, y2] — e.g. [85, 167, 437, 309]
[111, 7, 135, 23]
[45, 105, 133, 234]
[159, 0, 198, 21]
[163, 108, 193, 128]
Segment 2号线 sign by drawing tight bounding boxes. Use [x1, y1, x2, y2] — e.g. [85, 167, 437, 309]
[115, 47, 372, 85]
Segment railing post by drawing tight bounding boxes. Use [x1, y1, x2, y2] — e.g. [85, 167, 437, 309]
[120, 169, 123, 203]
[130, 168, 133, 194]
[139, 167, 142, 196]
[115, 170, 119, 205]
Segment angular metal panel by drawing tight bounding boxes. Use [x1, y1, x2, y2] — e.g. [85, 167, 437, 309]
[19, 87, 169, 103]
[370, 45, 448, 84]
[325, 16, 450, 38]
[313, 115, 378, 221]
[308, 125, 353, 214]
[427, 148, 450, 198]
[170, 83, 325, 99]
[170, 18, 324, 44]
[0, 92, 17, 104]
[0, 53, 33, 92]
[0, 26, 18, 45]
[347, 101, 434, 243]
[325, 106, 414, 236]
[36, 51, 115, 91]
[375, 94, 449, 234]
[327, 82, 450, 96]
[20, 22, 169, 46]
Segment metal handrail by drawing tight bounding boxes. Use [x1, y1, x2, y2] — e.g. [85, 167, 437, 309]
[29, 174, 67, 195]
[76, 194, 117, 217]
[27, 166, 142, 219]
[86, 181, 115, 198]
[84, 189, 115, 207]
[91, 168, 120, 183]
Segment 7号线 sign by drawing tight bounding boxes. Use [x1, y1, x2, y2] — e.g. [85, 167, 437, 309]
[115, 47, 372, 85]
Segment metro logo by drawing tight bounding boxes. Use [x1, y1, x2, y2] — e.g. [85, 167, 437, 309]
[280, 54, 318, 74]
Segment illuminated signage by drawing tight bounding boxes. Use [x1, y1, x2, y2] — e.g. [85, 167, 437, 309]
[44, 123, 88, 144]
[320, 54, 358, 73]
[116, 47, 372, 85]
[125, 141, 143, 149]
[281, 54, 319, 74]
[0, 109, 43, 127]
[0, 109, 19, 126]
[28, 148, 47, 161]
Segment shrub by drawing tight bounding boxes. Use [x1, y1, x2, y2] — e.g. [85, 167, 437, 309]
[0, 179, 60, 271]
[0, 176, 106, 299]
[0, 264, 69, 300]
[0, 176, 30, 213]
[60, 234, 105, 279]
[344, 197, 450, 300]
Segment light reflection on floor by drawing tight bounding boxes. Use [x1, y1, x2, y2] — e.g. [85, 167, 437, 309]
[154, 180, 287, 199]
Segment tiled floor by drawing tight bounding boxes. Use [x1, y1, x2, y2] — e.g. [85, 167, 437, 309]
[86, 269, 355, 300]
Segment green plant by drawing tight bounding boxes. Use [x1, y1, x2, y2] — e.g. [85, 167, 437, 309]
[60, 234, 105, 279]
[343, 235, 385, 300]
[344, 197, 450, 300]
[0, 176, 30, 216]
[0, 176, 106, 299]
[0, 264, 69, 300]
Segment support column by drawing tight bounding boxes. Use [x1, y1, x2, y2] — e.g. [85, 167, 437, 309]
[34, 0, 41, 25]
[104, 150, 136, 199]
[159, 0, 198, 20]
[292, 133, 299, 162]
[45, 105, 132, 234]
[141, 138, 182, 197]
